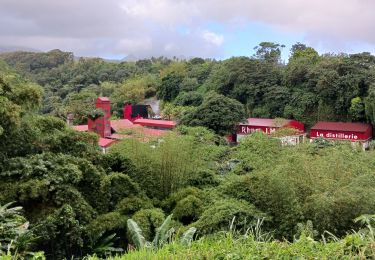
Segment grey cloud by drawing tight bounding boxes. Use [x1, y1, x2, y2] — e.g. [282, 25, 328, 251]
[0, 0, 374, 58]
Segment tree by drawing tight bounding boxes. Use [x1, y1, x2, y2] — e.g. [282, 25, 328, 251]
[365, 84, 375, 125]
[180, 92, 246, 135]
[349, 97, 365, 121]
[157, 72, 184, 102]
[253, 42, 285, 64]
[174, 91, 203, 106]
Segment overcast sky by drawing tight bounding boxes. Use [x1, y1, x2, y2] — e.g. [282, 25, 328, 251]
[1, 0, 375, 60]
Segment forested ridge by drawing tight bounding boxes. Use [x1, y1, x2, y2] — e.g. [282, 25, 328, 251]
[2, 43, 375, 259]
[1, 42, 375, 129]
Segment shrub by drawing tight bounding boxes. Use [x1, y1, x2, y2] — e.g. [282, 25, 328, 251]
[172, 195, 204, 225]
[115, 196, 153, 216]
[131, 209, 165, 241]
[193, 198, 267, 235]
[100, 173, 141, 210]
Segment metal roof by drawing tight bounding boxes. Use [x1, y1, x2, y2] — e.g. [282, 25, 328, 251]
[244, 118, 292, 127]
[311, 121, 371, 132]
[72, 125, 88, 132]
[97, 97, 110, 102]
[133, 118, 176, 129]
[110, 119, 135, 132]
[98, 138, 117, 148]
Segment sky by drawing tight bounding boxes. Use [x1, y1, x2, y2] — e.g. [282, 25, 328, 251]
[1, 0, 375, 61]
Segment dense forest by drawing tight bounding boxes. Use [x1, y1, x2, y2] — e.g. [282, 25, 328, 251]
[2, 43, 375, 259]
[1, 42, 375, 130]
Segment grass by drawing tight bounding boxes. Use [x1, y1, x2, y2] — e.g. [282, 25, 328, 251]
[87, 231, 373, 260]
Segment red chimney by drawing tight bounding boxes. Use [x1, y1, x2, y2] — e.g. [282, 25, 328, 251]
[123, 103, 133, 121]
[88, 97, 111, 137]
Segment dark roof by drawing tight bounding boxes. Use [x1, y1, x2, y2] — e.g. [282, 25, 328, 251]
[311, 121, 371, 132]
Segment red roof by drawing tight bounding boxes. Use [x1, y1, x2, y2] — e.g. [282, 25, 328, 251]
[72, 125, 88, 132]
[133, 119, 176, 129]
[97, 97, 110, 102]
[109, 133, 132, 140]
[311, 121, 371, 132]
[98, 138, 117, 148]
[110, 119, 135, 132]
[244, 118, 293, 127]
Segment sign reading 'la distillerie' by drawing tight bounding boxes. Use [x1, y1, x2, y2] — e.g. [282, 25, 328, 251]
[313, 131, 359, 140]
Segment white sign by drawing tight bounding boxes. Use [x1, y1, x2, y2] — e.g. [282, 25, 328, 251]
[239, 126, 276, 135]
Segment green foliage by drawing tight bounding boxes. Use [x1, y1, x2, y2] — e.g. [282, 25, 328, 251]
[180, 92, 246, 135]
[86, 212, 127, 243]
[127, 219, 147, 249]
[157, 72, 184, 102]
[174, 91, 203, 106]
[115, 197, 153, 216]
[0, 202, 37, 257]
[100, 173, 141, 210]
[110, 134, 213, 199]
[131, 209, 165, 241]
[34, 204, 84, 258]
[253, 42, 285, 64]
[180, 227, 197, 247]
[349, 97, 365, 121]
[193, 198, 267, 235]
[127, 213, 196, 251]
[87, 108, 105, 120]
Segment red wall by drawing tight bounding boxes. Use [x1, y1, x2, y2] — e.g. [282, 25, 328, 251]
[310, 128, 372, 141]
[237, 120, 305, 135]
[123, 104, 133, 121]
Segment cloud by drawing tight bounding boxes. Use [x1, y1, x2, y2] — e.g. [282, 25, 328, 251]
[202, 31, 224, 46]
[0, 0, 374, 58]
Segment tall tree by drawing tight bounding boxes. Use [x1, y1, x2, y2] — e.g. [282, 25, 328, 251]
[180, 92, 246, 135]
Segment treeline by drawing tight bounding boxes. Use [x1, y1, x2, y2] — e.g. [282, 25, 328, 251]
[2, 42, 375, 131]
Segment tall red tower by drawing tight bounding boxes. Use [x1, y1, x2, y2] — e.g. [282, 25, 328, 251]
[88, 97, 111, 137]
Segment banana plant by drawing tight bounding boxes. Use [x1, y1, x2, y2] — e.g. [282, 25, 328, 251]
[127, 214, 197, 250]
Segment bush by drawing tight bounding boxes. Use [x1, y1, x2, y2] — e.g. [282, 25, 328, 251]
[172, 195, 203, 225]
[174, 91, 203, 107]
[115, 196, 153, 216]
[131, 208, 165, 241]
[100, 173, 141, 210]
[193, 198, 267, 235]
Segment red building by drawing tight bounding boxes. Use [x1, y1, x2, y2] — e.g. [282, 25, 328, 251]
[236, 118, 305, 145]
[72, 97, 175, 152]
[88, 97, 111, 138]
[238, 118, 305, 135]
[310, 121, 372, 148]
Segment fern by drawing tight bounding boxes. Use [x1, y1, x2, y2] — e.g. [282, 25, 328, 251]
[180, 227, 197, 247]
[127, 219, 147, 249]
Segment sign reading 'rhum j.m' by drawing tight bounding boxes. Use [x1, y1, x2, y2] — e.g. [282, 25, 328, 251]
[238, 126, 276, 135]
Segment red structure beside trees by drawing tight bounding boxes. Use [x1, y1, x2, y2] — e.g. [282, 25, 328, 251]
[310, 121, 372, 148]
